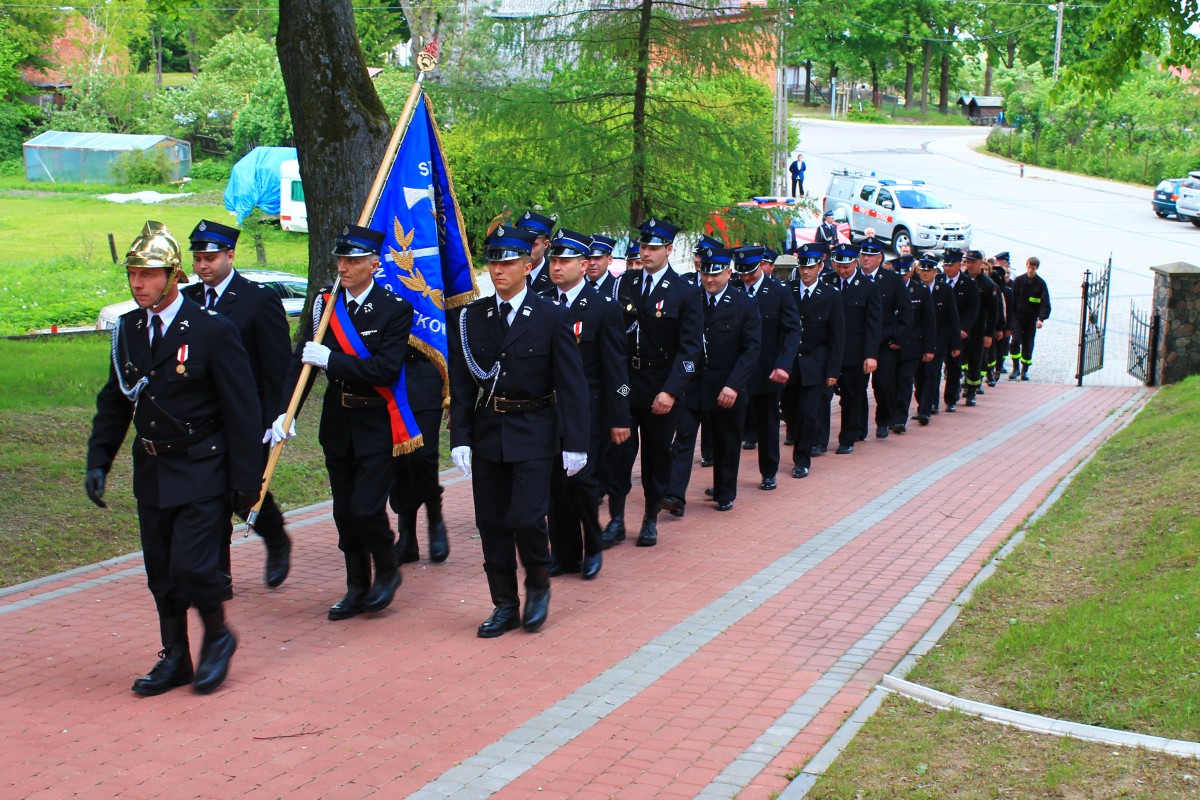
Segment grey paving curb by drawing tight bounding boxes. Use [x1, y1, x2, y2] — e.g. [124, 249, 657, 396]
[780, 387, 1153, 798]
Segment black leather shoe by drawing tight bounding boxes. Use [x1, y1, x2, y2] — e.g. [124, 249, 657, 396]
[704, 487, 715, 497]
[715, 501, 733, 511]
[891, 424, 906, 434]
[549, 561, 580, 577]
[931, 406, 940, 414]
[132, 646, 194, 696]
[964, 396, 977, 407]
[194, 614, 236, 695]
[636, 517, 658, 547]
[328, 586, 367, 621]
[977, 386, 986, 395]
[791, 467, 809, 479]
[856, 434, 866, 442]
[986, 378, 997, 388]
[819, 445, 828, 454]
[916, 415, 930, 426]
[876, 425, 889, 439]
[836, 444, 854, 455]
[395, 512, 420, 564]
[699, 458, 713, 467]
[659, 495, 685, 513]
[600, 517, 625, 548]
[522, 569, 550, 632]
[477, 605, 520, 638]
[760, 477, 777, 490]
[810, 445, 822, 457]
[264, 534, 291, 588]
[945, 404, 956, 413]
[784, 436, 795, 446]
[741, 440, 756, 450]
[1021, 374, 1030, 381]
[581, 553, 602, 580]
[362, 568, 402, 613]
[669, 506, 684, 518]
[1009, 372, 1020, 381]
[428, 520, 449, 563]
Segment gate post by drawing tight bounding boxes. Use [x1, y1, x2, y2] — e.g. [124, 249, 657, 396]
[1150, 262, 1200, 384]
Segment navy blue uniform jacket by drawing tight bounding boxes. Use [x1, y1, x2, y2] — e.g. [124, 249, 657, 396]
[738, 276, 801, 395]
[697, 288, 761, 412]
[824, 269, 882, 367]
[793, 280, 845, 386]
[616, 266, 704, 407]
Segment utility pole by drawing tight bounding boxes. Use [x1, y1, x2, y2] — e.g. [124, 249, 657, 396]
[1053, 0, 1064, 80]
[773, 9, 788, 195]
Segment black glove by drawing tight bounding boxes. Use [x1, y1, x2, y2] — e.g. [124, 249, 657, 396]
[230, 490, 259, 518]
[85, 468, 107, 509]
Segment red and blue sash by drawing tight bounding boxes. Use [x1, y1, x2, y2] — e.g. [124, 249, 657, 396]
[326, 292, 423, 456]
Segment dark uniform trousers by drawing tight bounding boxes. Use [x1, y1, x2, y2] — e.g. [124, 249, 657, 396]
[547, 288, 629, 568]
[942, 274, 978, 406]
[963, 273, 998, 392]
[705, 406, 747, 502]
[283, 284, 413, 559]
[832, 271, 882, 447]
[88, 300, 263, 616]
[739, 276, 801, 479]
[866, 269, 912, 428]
[612, 267, 704, 512]
[1011, 313, 1039, 365]
[390, 354, 445, 518]
[667, 390, 700, 503]
[449, 293, 588, 582]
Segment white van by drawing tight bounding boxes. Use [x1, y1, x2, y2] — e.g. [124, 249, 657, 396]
[279, 160, 308, 233]
[823, 168, 971, 253]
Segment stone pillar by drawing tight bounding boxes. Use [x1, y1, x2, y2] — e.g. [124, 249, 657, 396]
[1150, 262, 1200, 384]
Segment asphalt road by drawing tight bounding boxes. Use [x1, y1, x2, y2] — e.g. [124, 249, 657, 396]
[794, 118, 1199, 386]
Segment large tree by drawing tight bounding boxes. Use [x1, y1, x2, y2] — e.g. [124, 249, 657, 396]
[277, 0, 391, 292]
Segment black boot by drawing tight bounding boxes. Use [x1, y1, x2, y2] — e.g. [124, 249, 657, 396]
[263, 532, 291, 589]
[600, 494, 626, 549]
[394, 510, 420, 564]
[193, 606, 236, 694]
[636, 509, 659, 547]
[363, 547, 402, 613]
[132, 613, 193, 696]
[522, 566, 551, 632]
[328, 551, 371, 621]
[1009, 358, 1021, 380]
[427, 494, 449, 563]
[478, 570, 520, 638]
[1021, 364, 1031, 381]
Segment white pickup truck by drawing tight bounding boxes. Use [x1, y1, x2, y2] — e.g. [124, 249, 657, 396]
[822, 169, 971, 253]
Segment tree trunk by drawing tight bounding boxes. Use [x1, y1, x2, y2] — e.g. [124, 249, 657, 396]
[869, 59, 880, 108]
[1006, 35, 1016, 69]
[629, 0, 653, 227]
[904, 62, 914, 108]
[153, 24, 163, 87]
[938, 51, 950, 115]
[804, 58, 812, 106]
[278, 0, 392, 300]
[187, 25, 198, 76]
[920, 40, 930, 116]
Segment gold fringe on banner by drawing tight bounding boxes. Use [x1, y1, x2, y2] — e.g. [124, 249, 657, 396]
[393, 433, 425, 457]
[426, 93, 480, 311]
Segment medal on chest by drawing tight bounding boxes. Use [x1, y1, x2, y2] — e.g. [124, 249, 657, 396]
[175, 344, 189, 376]
[655, 300, 664, 318]
[573, 320, 583, 343]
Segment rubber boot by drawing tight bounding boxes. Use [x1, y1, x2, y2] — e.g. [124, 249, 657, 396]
[131, 613, 193, 696]
[193, 606, 236, 694]
[427, 493, 449, 563]
[1009, 358, 1021, 380]
[328, 551, 371, 620]
[478, 570, 520, 638]
[362, 546, 402, 613]
[1021, 363, 1031, 381]
[522, 566, 551, 632]
[394, 510, 420, 564]
[600, 494, 626, 549]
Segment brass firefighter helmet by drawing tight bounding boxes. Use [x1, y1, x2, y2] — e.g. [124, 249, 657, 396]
[122, 220, 187, 283]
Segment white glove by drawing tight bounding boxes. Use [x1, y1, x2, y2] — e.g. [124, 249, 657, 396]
[302, 341, 331, 369]
[451, 446, 472, 477]
[563, 451, 588, 477]
[264, 413, 297, 445]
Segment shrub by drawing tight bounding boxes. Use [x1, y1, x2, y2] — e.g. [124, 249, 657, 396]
[189, 158, 232, 182]
[112, 148, 171, 186]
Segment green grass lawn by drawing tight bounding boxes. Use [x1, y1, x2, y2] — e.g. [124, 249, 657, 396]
[806, 378, 1200, 798]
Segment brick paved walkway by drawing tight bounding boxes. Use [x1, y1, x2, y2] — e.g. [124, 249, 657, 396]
[0, 382, 1144, 800]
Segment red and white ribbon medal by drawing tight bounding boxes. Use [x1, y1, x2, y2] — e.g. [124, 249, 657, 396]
[175, 344, 189, 374]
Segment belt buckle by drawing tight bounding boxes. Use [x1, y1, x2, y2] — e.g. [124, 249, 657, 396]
[492, 396, 507, 413]
[631, 356, 642, 370]
[142, 438, 158, 456]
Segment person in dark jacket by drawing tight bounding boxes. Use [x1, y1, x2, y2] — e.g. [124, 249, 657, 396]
[992, 252, 1015, 375]
[827, 242, 881, 454]
[87, 221, 262, 696]
[939, 249, 977, 413]
[789, 242, 844, 478]
[857, 236, 912, 439]
[390, 344, 449, 566]
[1009, 256, 1052, 380]
[182, 219, 292, 592]
[732, 245, 801, 489]
[962, 249, 998, 405]
[913, 255, 961, 424]
[888, 254, 936, 433]
[449, 224, 589, 637]
[543, 229, 630, 580]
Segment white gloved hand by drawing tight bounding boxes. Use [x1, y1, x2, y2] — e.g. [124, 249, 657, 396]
[302, 341, 331, 369]
[264, 413, 297, 446]
[451, 446, 472, 477]
[562, 451, 588, 477]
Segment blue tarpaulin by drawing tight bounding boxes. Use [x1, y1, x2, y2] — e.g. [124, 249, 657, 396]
[223, 146, 297, 222]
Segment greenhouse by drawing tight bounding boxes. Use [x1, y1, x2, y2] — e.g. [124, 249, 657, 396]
[22, 131, 192, 184]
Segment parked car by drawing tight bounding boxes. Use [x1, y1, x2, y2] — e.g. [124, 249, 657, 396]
[706, 196, 849, 252]
[1174, 171, 1200, 226]
[822, 169, 971, 253]
[96, 270, 309, 330]
[1152, 177, 1186, 219]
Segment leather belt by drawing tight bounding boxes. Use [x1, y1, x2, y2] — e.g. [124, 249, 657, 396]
[491, 393, 555, 413]
[630, 356, 670, 370]
[339, 389, 386, 408]
[141, 419, 222, 456]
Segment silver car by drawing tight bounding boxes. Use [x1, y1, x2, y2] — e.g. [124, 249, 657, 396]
[96, 270, 309, 330]
[1174, 171, 1200, 226]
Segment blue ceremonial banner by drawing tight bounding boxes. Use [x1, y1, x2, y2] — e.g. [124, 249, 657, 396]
[369, 92, 477, 383]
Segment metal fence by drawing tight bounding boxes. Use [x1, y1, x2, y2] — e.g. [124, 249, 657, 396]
[1075, 256, 1112, 386]
[1126, 302, 1159, 385]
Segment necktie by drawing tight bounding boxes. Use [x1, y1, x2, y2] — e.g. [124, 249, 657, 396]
[706, 294, 716, 321]
[747, 285, 755, 298]
[842, 280, 848, 292]
[347, 299, 359, 315]
[499, 301, 512, 335]
[150, 314, 163, 356]
[205, 288, 217, 309]
[803, 287, 811, 302]
[559, 292, 568, 306]
[642, 276, 653, 298]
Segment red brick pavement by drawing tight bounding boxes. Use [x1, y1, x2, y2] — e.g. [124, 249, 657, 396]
[0, 383, 1143, 800]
